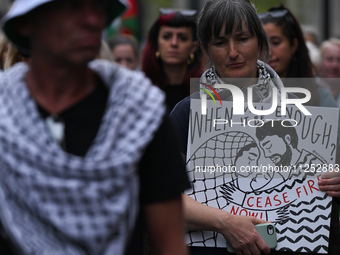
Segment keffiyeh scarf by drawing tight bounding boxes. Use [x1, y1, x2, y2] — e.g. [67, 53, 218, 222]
[0, 60, 166, 254]
[200, 60, 283, 103]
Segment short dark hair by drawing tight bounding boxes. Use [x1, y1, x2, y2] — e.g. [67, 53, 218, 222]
[256, 121, 298, 149]
[234, 142, 258, 164]
[197, 0, 269, 61]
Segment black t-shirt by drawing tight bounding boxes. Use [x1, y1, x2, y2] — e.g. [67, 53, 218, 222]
[164, 84, 188, 113]
[0, 77, 190, 254]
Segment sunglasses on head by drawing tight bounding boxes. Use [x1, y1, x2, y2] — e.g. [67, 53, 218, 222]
[258, 9, 289, 20]
[159, 8, 197, 16]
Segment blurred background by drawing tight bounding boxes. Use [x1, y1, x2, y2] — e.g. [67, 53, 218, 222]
[114, 0, 335, 45]
[0, 0, 338, 48]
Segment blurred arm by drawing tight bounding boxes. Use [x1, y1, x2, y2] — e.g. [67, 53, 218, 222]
[144, 196, 188, 255]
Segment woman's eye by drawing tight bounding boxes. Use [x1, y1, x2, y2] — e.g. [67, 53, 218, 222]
[239, 37, 248, 42]
[179, 36, 189, 41]
[270, 40, 281, 46]
[214, 41, 225, 46]
[162, 34, 171, 40]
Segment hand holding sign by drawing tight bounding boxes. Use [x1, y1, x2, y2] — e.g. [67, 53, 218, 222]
[220, 214, 271, 255]
[318, 170, 340, 198]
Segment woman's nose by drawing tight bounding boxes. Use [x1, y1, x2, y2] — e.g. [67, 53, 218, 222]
[171, 36, 178, 46]
[229, 42, 239, 59]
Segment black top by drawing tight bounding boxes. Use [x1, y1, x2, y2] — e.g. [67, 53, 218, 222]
[169, 95, 191, 155]
[37, 77, 109, 157]
[164, 84, 188, 113]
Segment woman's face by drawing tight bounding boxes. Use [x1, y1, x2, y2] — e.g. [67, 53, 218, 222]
[235, 146, 260, 178]
[206, 20, 259, 81]
[321, 44, 340, 78]
[157, 26, 195, 66]
[112, 44, 138, 70]
[263, 22, 297, 78]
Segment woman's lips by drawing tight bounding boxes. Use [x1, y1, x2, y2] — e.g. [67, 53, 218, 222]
[168, 51, 179, 56]
[227, 62, 244, 68]
[268, 60, 277, 66]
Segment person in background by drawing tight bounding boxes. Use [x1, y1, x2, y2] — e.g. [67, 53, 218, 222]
[98, 40, 113, 61]
[259, 5, 340, 138]
[319, 38, 340, 106]
[142, 8, 203, 112]
[4, 43, 31, 70]
[302, 24, 320, 47]
[0, 31, 9, 70]
[302, 25, 321, 70]
[0, 0, 190, 254]
[108, 34, 140, 70]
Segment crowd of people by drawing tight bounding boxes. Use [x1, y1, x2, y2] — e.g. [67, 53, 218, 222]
[0, 0, 340, 254]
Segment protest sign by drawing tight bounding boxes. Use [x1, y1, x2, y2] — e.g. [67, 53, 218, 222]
[187, 98, 339, 253]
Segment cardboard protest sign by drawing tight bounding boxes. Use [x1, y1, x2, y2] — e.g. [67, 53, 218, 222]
[186, 98, 339, 254]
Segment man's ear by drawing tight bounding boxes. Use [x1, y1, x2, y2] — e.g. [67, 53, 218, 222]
[284, 134, 292, 145]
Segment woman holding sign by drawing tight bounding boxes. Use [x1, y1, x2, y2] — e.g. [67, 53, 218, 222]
[171, 0, 279, 254]
[170, 0, 340, 254]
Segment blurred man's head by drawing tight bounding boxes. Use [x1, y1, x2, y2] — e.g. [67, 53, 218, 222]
[2, 0, 126, 65]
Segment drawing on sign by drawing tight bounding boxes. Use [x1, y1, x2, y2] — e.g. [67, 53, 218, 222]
[186, 99, 338, 253]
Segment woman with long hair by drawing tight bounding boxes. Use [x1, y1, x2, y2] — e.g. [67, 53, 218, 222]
[142, 9, 203, 111]
[259, 5, 340, 158]
[259, 5, 337, 109]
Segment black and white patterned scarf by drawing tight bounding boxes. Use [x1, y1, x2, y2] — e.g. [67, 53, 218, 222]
[0, 60, 166, 254]
[200, 60, 283, 103]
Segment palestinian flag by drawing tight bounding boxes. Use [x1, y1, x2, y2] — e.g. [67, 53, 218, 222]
[106, 0, 140, 40]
